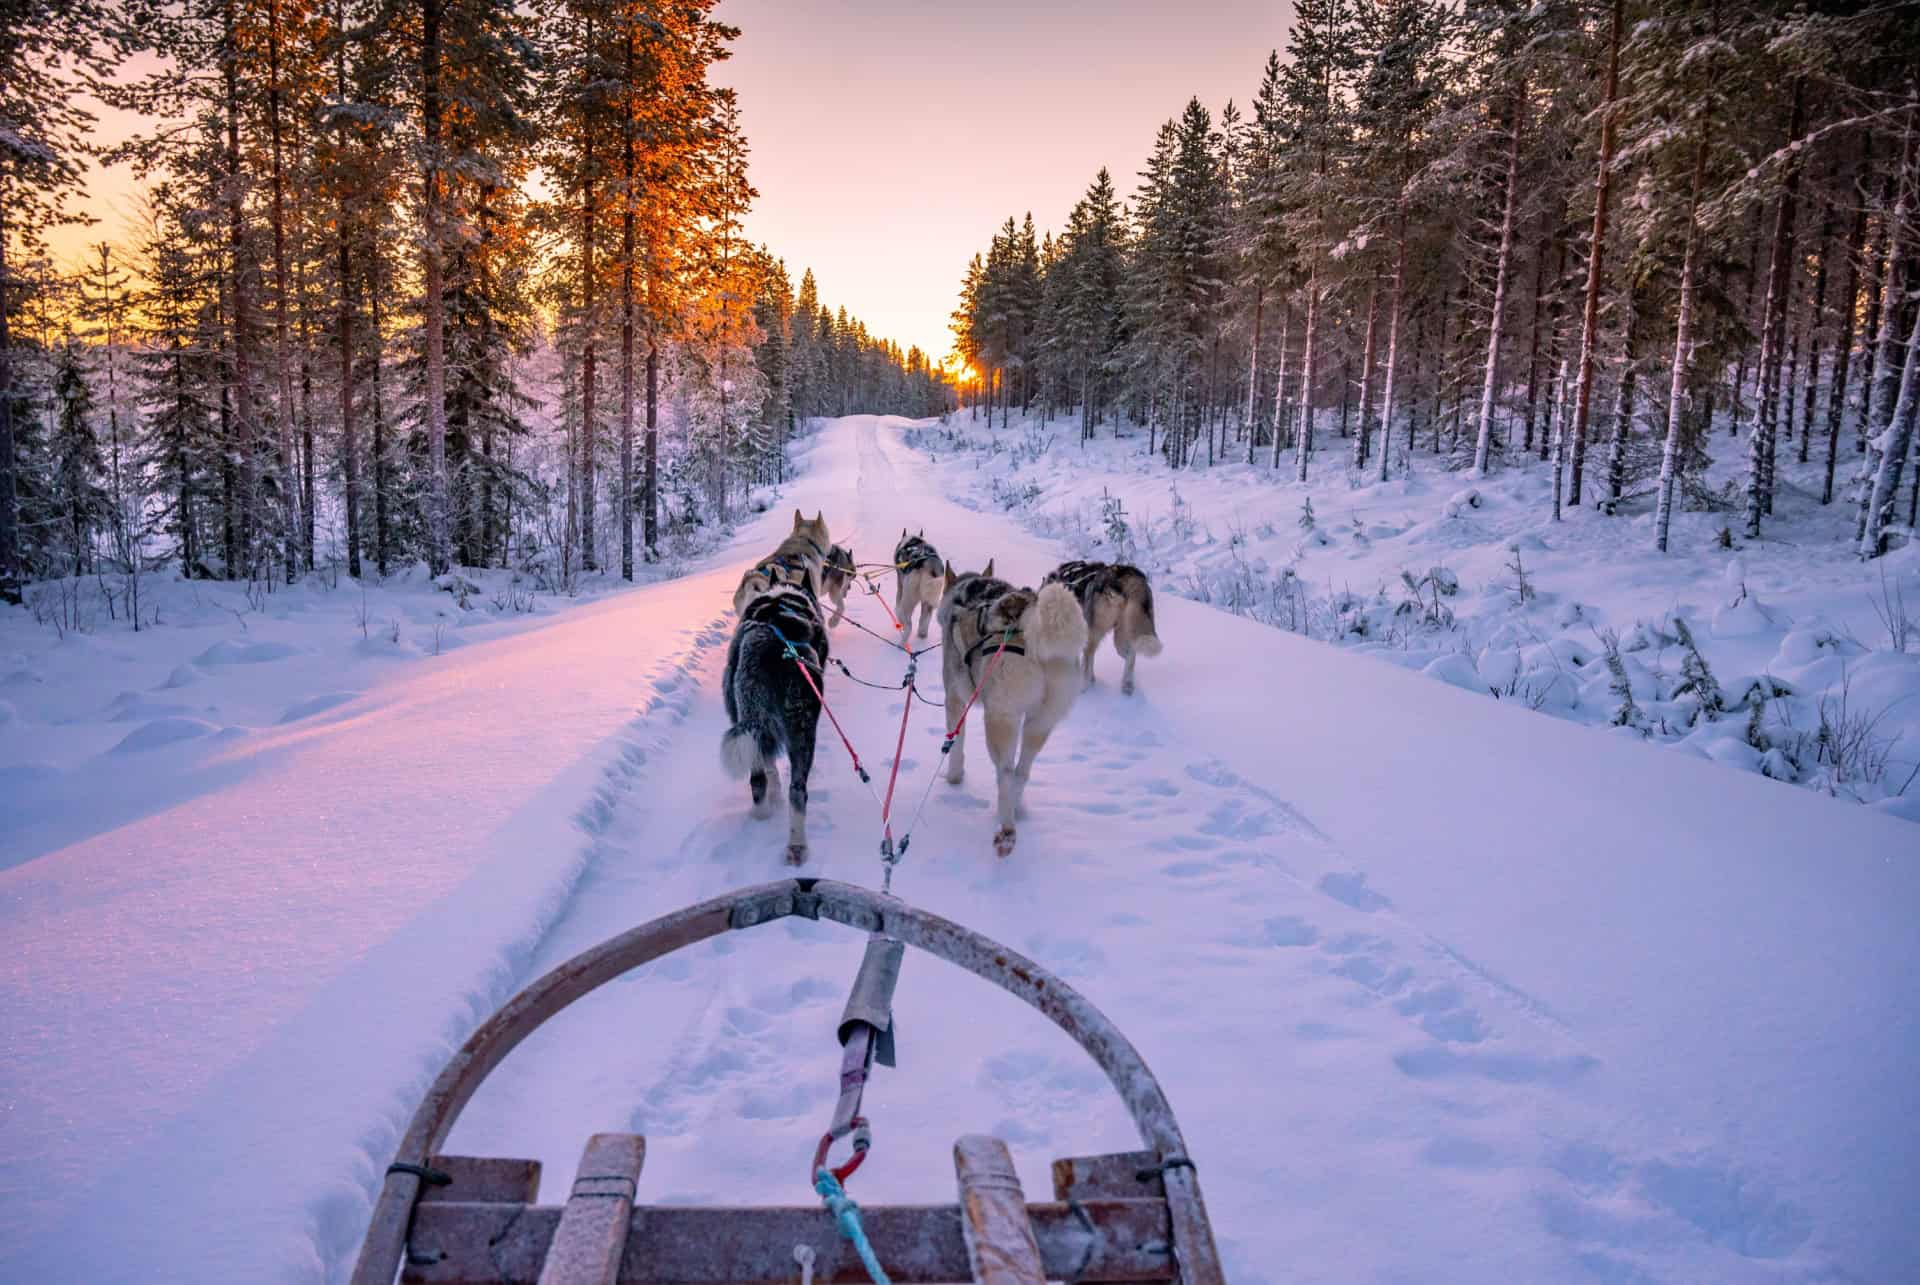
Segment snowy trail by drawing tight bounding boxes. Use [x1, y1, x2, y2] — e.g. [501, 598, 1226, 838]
[3, 416, 1914, 1284]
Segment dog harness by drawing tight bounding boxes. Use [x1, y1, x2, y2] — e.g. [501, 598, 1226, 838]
[949, 575, 1027, 670]
[893, 536, 941, 574]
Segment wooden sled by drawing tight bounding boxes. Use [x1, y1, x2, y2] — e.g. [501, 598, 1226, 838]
[351, 878, 1224, 1285]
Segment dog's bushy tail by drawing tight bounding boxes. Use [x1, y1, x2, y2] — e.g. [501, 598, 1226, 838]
[1125, 572, 1163, 656]
[721, 725, 768, 778]
[1024, 582, 1090, 663]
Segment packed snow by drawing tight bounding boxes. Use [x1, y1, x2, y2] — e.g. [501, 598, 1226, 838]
[912, 410, 1920, 821]
[2, 416, 1914, 1285]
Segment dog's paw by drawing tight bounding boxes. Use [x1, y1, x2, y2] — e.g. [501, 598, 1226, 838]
[1121, 680, 1136, 696]
[993, 827, 1017, 858]
[946, 764, 965, 785]
[785, 844, 809, 867]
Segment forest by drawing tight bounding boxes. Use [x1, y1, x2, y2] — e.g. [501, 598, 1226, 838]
[951, 0, 1920, 561]
[0, 0, 950, 609]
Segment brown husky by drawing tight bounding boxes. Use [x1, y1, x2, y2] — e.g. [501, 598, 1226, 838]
[938, 559, 1088, 857]
[732, 511, 831, 615]
[1044, 560, 1163, 694]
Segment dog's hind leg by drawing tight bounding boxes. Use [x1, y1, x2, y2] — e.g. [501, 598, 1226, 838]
[1009, 715, 1057, 822]
[1120, 644, 1138, 696]
[985, 710, 1021, 856]
[784, 722, 816, 866]
[943, 667, 969, 784]
[1081, 630, 1102, 688]
[751, 756, 781, 819]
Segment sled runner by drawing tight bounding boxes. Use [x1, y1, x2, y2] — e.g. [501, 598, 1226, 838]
[351, 878, 1224, 1285]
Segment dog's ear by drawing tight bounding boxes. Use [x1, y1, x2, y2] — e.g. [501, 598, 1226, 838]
[793, 508, 805, 529]
[982, 558, 995, 579]
[814, 511, 823, 526]
[901, 527, 908, 539]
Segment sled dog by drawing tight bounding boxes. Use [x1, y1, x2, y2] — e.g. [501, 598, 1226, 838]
[1044, 560, 1164, 694]
[894, 530, 945, 640]
[821, 544, 855, 628]
[732, 510, 832, 615]
[720, 575, 829, 866]
[938, 559, 1088, 857]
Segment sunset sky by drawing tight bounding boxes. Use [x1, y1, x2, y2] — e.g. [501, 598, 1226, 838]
[53, 1, 1296, 361]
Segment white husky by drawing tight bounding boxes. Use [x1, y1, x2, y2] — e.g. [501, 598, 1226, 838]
[938, 560, 1088, 857]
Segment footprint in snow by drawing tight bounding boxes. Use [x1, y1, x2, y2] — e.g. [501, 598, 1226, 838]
[1318, 870, 1392, 912]
[750, 976, 837, 1015]
[1542, 1143, 1814, 1264]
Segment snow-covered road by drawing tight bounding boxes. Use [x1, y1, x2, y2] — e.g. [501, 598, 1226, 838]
[3, 415, 1914, 1283]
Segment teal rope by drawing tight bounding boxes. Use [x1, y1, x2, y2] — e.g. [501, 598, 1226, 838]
[814, 1168, 891, 1284]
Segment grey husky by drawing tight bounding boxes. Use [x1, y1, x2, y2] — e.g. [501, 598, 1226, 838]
[938, 559, 1088, 858]
[1043, 560, 1164, 694]
[894, 530, 944, 640]
[721, 576, 829, 866]
[821, 544, 855, 628]
[732, 510, 831, 616]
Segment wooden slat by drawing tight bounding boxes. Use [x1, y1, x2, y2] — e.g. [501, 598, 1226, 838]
[954, 1136, 1045, 1285]
[1051, 1152, 1163, 1285]
[420, 1155, 542, 1205]
[400, 1199, 1175, 1284]
[1051, 1151, 1163, 1201]
[535, 1134, 646, 1285]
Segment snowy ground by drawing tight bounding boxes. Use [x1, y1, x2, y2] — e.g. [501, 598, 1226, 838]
[914, 410, 1920, 821]
[2, 415, 1915, 1284]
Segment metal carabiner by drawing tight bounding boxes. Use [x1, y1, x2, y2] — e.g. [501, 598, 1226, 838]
[810, 1114, 873, 1185]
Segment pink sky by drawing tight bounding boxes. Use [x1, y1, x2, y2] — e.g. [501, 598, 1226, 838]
[52, 3, 1296, 361]
[716, 0, 1295, 358]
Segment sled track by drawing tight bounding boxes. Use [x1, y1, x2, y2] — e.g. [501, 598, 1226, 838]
[319, 611, 735, 1279]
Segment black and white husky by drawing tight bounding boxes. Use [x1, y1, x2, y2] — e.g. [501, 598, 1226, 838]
[893, 530, 944, 640]
[938, 560, 1088, 858]
[721, 577, 829, 866]
[1044, 560, 1164, 694]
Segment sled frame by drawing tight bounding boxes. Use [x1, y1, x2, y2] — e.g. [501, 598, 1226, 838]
[350, 877, 1223, 1285]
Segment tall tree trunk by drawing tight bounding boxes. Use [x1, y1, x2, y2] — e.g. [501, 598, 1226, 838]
[1742, 85, 1807, 540]
[1295, 266, 1319, 482]
[0, 199, 18, 602]
[1550, 354, 1571, 517]
[1604, 291, 1637, 504]
[370, 256, 390, 577]
[1474, 86, 1525, 474]
[1824, 172, 1868, 504]
[267, 0, 301, 582]
[1860, 304, 1920, 557]
[1271, 299, 1291, 468]
[1798, 198, 1834, 466]
[224, 0, 262, 580]
[619, 18, 636, 581]
[1244, 284, 1264, 465]
[1855, 113, 1915, 540]
[1565, 0, 1624, 514]
[338, 222, 358, 578]
[1376, 219, 1407, 482]
[420, 0, 452, 574]
[1522, 223, 1554, 453]
[1351, 273, 1381, 471]
[643, 329, 659, 555]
